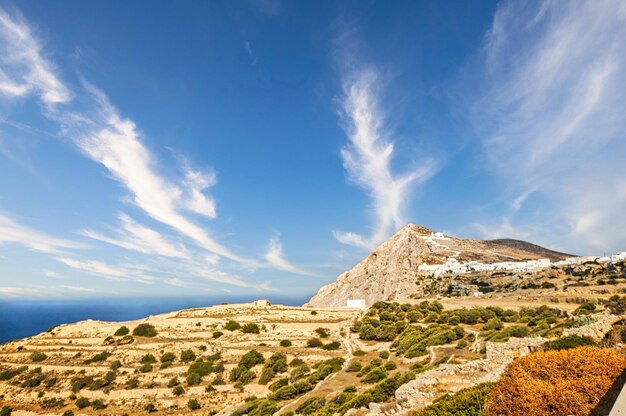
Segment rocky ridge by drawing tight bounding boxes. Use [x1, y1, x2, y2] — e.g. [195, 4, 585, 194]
[306, 224, 569, 308]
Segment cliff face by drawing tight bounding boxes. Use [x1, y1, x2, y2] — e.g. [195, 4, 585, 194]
[305, 224, 570, 308]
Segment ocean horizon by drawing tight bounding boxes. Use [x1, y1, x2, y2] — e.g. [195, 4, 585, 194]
[0, 295, 312, 344]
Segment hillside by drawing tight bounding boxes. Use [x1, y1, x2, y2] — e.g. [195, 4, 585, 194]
[306, 224, 570, 308]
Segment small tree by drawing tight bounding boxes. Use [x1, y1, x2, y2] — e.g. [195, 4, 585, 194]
[114, 326, 129, 336]
[242, 323, 260, 334]
[30, 352, 47, 362]
[280, 339, 292, 347]
[172, 385, 185, 396]
[75, 398, 90, 409]
[181, 349, 197, 363]
[306, 338, 323, 348]
[224, 320, 241, 331]
[132, 323, 157, 337]
[188, 399, 201, 410]
[141, 354, 156, 364]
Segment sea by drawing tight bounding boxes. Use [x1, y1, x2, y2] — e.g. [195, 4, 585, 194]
[0, 294, 311, 344]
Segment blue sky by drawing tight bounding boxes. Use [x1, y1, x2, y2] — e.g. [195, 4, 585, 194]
[0, 0, 625, 300]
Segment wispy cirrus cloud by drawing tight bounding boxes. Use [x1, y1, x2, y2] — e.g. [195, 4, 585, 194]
[0, 211, 83, 254]
[334, 68, 438, 250]
[264, 235, 315, 276]
[468, 0, 626, 252]
[82, 213, 189, 259]
[57, 257, 156, 284]
[0, 8, 70, 104]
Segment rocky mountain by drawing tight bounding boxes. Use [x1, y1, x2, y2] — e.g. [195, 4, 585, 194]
[305, 224, 570, 308]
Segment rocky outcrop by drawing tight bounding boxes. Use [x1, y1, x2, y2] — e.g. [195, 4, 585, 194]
[306, 224, 568, 308]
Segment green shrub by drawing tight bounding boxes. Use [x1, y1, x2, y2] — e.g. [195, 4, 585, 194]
[353, 350, 366, 356]
[83, 351, 111, 364]
[181, 349, 197, 363]
[62, 411, 74, 416]
[168, 376, 180, 387]
[269, 377, 289, 391]
[75, 398, 90, 409]
[297, 397, 326, 414]
[307, 338, 323, 348]
[483, 318, 503, 331]
[0, 366, 28, 381]
[224, 320, 241, 331]
[239, 350, 265, 368]
[173, 385, 185, 396]
[229, 366, 255, 384]
[347, 360, 362, 372]
[110, 359, 122, 370]
[213, 331, 224, 338]
[411, 382, 495, 416]
[456, 339, 468, 349]
[361, 367, 387, 384]
[160, 352, 176, 363]
[30, 352, 47, 362]
[188, 399, 201, 410]
[132, 323, 157, 337]
[144, 403, 157, 413]
[379, 351, 390, 359]
[242, 323, 260, 334]
[315, 328, 330, 338]
[544, 335, 595, 351]
[187, 372, 201, 386]
[384, 361, 397, 371]
[139, 363, 152, 373]
[141, 353, 156, 364]
[91, 399, 106, 410]
[0, 406, 12, 416]
[187, 359, 213, 377]
[280, 339, 292, 347]
[114, 326, 129, 336]
[40, 398, 64, 409]
[259, 367, 275, 384]
[322, 341, 341, 350]
[290, 357, 306, 367]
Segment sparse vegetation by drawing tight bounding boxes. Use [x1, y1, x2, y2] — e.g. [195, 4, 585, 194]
[132, 323, 158, 337]
[30, 352, 47, 362]
[114, 326, 129, 336]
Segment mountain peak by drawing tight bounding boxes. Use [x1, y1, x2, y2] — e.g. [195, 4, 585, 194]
[306, 226, 569, 308]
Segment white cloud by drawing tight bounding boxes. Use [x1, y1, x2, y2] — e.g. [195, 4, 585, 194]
[59, 285, 96, 293]
[163, 277, 190, 288]
[264, 235, 315, 276]
[83, 213, 189, 259]
[0, 8, 70, 104]
[334, 69, 438, 249]
[44, 270, 60, 278]
[57, 83, 251, 264]
[0, 211, 83, 254]
[470, 0, 626, 253]
[57, 257, 156, 284]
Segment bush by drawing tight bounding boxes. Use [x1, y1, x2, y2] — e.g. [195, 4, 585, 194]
[230, 366, 255, 384]
[109, 359, 122, 370]
[543, 335, 595, 351]
[239, 350, 265, 368]
[486, 347, 626, 415]
[30, 352, 47, 362]
[213, 331, 224, 338]
[280, 339, 292, 347]
[114, 326, 129, 336]
[269, 377, 289, 391]
[139, 363, 152, 373]
[379, 350, 390, 359]
[0, 406, 12, 416]
[62, 411, 74, 416]
[411, 382, 495, 416]
[132, 323, 157, 337]
[347, 361, 362, 372]
[307, 338, 323, 348]
[144, 403, 157, 413]
[224, 320, 241, 331]
[188, 399, 201, 410]
[181, 349, 197, 363]
[259, 367, 275, 384]
[361, 367, 387, 384]
[187, 372, 201, 386]
[322, 341, 341, 350]
[91, 399, 106, 410]
[75, 397, 90, 409]
[84, 351, 111, 364]
[167, 376, 180, 387]
[173, 385, 185, 396]
[483, 318, 503, 331]
[315, 328, 330, 338]
[160, 352, 176, 363]
[40, 398, 64, 409]
[242, 323, 261, 334]
[297, 397, 326, 414]
[141, 353, 156, 364]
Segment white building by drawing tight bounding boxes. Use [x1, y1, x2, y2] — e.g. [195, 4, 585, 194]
[346, 299, 367, 310]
